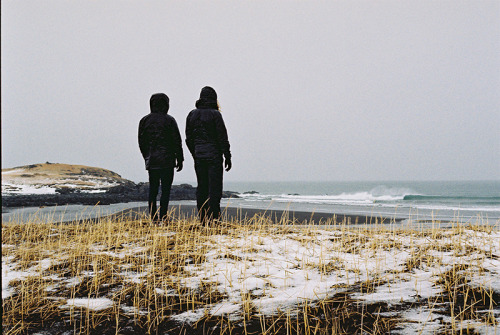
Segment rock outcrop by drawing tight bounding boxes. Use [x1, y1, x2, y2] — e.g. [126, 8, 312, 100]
[2, 182, 239, 208]
[2, 163, 239, 208]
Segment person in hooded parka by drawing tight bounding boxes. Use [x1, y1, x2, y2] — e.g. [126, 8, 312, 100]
[138, 93, 184, 222]
[185, 86, 232, 223]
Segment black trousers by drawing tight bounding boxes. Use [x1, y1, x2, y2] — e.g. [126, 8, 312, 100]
[194, 158, 223, 222]
[148, 168, 174, 221]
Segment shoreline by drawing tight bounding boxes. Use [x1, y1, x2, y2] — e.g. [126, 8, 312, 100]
[6, 201, 498, 227]
[109, 204, 405, 225]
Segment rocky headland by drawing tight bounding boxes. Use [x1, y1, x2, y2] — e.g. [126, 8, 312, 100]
[2, 163, 238, 209]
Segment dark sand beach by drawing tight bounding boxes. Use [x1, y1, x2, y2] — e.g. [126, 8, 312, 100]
[109, 204, 404, 224]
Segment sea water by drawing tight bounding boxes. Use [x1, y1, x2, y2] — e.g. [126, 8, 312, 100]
[223, 180, 500, 225]
[3, 181, 499, 226]
[1, 201, 148, 224]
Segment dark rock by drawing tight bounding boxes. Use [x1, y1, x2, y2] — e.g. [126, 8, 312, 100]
[170, 184, 196, 200]
[55, 187, 80, 195]
[106, 185, 133, 194]
[223, 191, 240, 198]
[2, 183, 239, 208]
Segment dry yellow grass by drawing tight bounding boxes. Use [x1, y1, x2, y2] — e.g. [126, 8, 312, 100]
[2, 163, 121, 178]
[2, 213, 499, 334]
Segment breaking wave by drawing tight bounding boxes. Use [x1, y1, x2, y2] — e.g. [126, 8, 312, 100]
[239, 186, 416, 205]
[237, 186, 500, 211]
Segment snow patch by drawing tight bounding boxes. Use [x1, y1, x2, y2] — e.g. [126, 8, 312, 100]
[62, 298, 113, 311]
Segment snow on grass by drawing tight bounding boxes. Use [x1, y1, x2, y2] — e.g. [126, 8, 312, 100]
[121, 305, 148, 316]
[180, 231, 363, 317]
[170, 308, 206, 324]
[2, 219, 499, 333]
[2, 257, 58, 299]
[352, 272, 439, 304]
[392, 308, 444, 335]
[62, 298, 113, 311]
[2, 257, 22, 299]
[89, 245, 149, 259]
[2, 183, 58, 195]
[1, 181, 116, 195]
[2, 168, 26, 175]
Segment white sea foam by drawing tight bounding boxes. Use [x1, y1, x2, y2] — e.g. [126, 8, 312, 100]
[239, 187, 415, 206]
[383, 203, 500, 212]
[276, 192, 404, 204]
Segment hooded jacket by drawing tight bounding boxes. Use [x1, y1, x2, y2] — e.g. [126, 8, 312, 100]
[139, 93, 184, 170]
[185, 87, 231, 160]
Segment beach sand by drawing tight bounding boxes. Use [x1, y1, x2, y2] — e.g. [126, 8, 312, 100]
[109, 204, 404, 225]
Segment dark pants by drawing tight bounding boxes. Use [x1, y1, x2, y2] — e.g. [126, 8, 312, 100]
[195, 158, 223, 222]
[148, 168, 174, 221]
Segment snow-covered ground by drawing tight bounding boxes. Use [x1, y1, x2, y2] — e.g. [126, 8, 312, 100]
[2, 223, 499, 334]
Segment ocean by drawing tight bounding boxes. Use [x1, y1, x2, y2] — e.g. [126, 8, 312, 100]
[3, 181, 499, 226]
[222, 180, 500, 225]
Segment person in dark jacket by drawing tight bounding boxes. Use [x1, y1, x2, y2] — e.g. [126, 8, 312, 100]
[139, 93, 184, 222]
[185, 86, 231, 223]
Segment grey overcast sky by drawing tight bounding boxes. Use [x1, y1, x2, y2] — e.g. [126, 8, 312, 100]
[1, 1, 499, 183]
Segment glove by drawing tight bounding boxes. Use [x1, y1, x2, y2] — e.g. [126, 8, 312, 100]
[176, 159, 183, 172]
[224, 157, 232, 172]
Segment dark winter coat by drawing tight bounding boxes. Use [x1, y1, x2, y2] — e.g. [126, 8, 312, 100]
[185, 104, 231, 160]
[139, 94, 184, 170]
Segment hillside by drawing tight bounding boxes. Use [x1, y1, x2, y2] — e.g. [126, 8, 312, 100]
[2, 163, 238, 208]
[2, 162, 134, 195]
